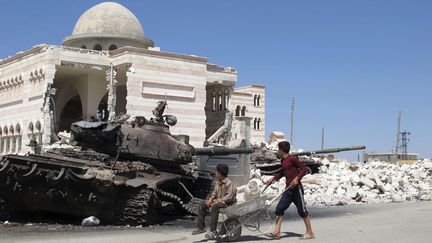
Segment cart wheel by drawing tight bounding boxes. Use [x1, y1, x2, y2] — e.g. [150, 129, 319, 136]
[220, 218, 242, 242]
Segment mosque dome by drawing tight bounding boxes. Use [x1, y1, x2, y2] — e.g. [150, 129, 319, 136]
[63, 2, 153, 50]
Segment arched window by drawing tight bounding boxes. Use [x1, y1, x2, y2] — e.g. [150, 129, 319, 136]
[235, 105, 241, 116]
[224, 90, 229, 110]
[257, 118, 261, 130]
[3, 126, 9, 153]
[28, 122, 34, 134]
[35, 121, 42, 144]
[80, 45, 87, 49]
[93, 44, 102, 51]
[212, 92, 216, 112]
[241, 106, 246, 116]
[109, 44, 118, 51]
[9, 125, 15, 153]
[253, 118, 257, 130]
[257, 95, 261, 107]
[15, 124, 22, 153]
[253, 95, 257, 106]
[218, 90, 223, 111]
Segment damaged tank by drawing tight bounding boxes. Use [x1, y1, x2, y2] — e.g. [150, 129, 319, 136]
[255, 146, 366, 175]
[0, 101, 250, 225]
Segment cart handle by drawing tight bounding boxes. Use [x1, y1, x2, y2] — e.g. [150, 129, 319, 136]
[265, 184, 292, 207]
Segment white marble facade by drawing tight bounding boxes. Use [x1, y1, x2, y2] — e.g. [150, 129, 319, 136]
[0, 2, 266, 154]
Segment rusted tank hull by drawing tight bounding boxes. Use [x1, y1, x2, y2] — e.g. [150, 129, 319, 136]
[0, 153, 213, 225]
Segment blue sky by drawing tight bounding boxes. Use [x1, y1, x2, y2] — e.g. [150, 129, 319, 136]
[1, 0, 431, 160]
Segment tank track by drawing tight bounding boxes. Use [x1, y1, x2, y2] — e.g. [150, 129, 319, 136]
[0, 192, 9, 220]
[115, 187, 155, 226]
[155, 188, 204, 216]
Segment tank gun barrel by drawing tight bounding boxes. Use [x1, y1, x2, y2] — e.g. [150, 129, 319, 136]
[195, 147, 253, 156]
[290, 146, 366, 156]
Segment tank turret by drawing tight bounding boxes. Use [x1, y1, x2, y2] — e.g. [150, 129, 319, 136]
[70, 101, 194, 166]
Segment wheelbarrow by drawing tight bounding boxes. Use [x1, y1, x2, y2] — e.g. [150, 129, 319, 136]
[217, 184, 292, 242]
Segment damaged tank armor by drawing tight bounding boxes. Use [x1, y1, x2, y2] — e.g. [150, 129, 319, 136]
[0, 101, 252, 225]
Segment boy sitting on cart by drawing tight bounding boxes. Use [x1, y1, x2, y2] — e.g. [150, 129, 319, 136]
[192, 163, 237, 239]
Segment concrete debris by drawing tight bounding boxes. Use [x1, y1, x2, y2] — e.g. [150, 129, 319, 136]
[81, 216, 100, 226]
[244, 159, 432, 206]
[42, 141, 74, 152]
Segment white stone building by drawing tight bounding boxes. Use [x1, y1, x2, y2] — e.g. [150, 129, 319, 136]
[0, 2, 265, 154]
[230, 85, 265, 143]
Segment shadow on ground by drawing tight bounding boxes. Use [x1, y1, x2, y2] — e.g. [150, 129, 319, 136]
[192, 231, 303, 242]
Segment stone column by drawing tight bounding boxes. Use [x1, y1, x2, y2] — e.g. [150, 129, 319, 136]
[41, 65, 57, 145]
[105, 63, 117, 121]
[231, 116, 252, 148]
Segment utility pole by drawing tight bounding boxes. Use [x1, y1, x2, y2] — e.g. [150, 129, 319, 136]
[290, 97, 295, 145]
[321, 127, 325, 150]
[395, 111, 401, 158]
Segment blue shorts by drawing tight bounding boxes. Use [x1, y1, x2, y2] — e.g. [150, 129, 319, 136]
[275, 186, 308, 218]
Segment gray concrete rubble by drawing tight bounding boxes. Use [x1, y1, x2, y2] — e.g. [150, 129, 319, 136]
[239, 159, 432, 206]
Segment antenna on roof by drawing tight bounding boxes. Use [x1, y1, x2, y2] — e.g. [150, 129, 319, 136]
[395, 111, 401, 158]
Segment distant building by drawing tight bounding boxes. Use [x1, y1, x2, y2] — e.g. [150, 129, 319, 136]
[268, 131, 285, 145]
[364, 152, 418, 164]
[0, 2, 265, 154]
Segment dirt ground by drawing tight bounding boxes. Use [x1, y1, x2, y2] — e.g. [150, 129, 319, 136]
[0, 201, 431, 243]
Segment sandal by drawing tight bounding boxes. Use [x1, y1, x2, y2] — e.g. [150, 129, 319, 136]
[264, 232, 281, 240]
[192, 228, 206, 235]
[205, 231, 217, 239]
[299, 234, 315, 240]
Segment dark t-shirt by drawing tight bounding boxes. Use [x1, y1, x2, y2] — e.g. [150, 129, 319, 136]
[272, 155, 308, 188]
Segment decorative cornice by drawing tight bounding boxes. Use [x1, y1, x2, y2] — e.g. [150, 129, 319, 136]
[207, 63, 237, 74]
[109, 46, 208, 64]
[0, 45, 49, 68]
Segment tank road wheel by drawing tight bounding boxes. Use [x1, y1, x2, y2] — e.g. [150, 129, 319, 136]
[0, 191, 10, 220]
[115, 187, 155, 226]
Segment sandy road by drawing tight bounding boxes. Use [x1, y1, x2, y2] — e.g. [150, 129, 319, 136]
[1, 201, 431, 243]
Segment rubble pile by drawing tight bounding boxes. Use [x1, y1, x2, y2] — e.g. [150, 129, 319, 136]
[242, 159, 432, 206]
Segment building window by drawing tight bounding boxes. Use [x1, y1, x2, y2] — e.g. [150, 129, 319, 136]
[217, 90, 223, 111]
[253, 118, 257, 130]
[218, 95, 223, 110]
[109, 44, 118, 51]
[257, 118, 261, 130]
[93, 44, 102, 51]
[3, 126, 9, 153]
[9, 125, 15, 153]
[235, 105, 241, 116]
[254, 95, 257, 106]
[257, 95, 260, 107]
[241, 106, 246, 116]
[35, 121, 42, 144]
[224, 90, 229, 110]
[212, 96, 216, 111]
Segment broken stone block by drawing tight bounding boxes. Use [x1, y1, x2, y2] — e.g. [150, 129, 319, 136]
[391, 194, 405, 202]
[359, 176, 376, 189]
[81, 216, 100, 226]
[420, 194, 432, 201]
[374, 174, 386, 194]
[350, 174, 360, 185]
[346, 187, 359, 199]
